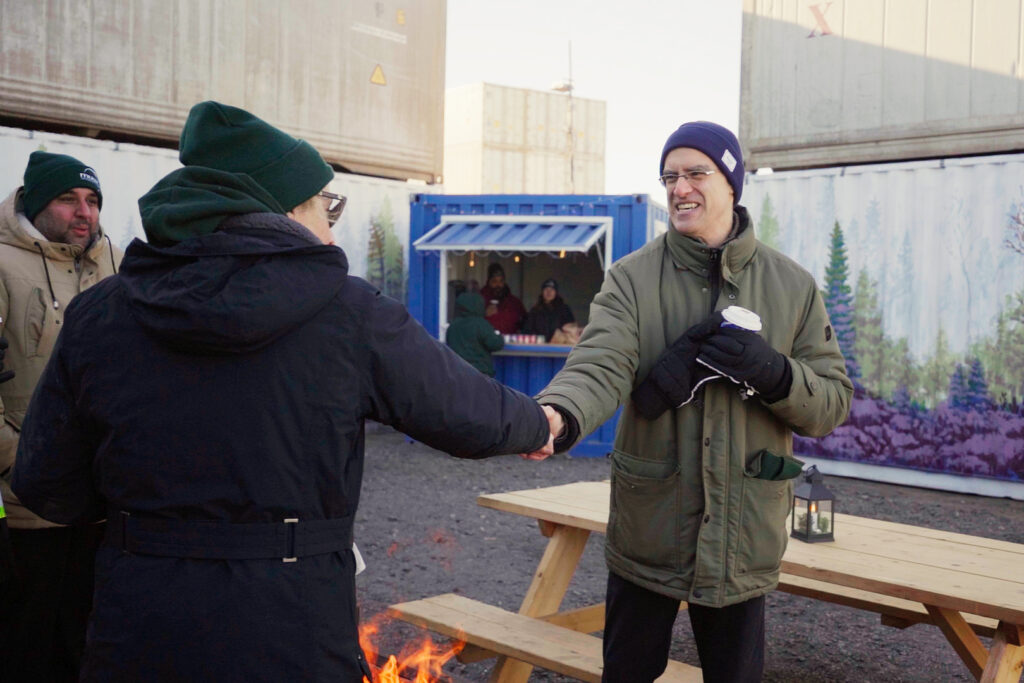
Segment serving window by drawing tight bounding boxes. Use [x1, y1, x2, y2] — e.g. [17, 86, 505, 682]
[414, 215, 613, 343]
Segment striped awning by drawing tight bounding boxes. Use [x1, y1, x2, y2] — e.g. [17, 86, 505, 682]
[413, 215, 612, 253]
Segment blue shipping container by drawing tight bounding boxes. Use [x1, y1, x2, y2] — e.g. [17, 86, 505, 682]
[408, 194, 667, 457]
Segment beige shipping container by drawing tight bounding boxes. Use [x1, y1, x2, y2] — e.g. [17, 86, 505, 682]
[443, 82, 605, 193]
[740, 0, 1024, 170]
[0, 0, 445, 182]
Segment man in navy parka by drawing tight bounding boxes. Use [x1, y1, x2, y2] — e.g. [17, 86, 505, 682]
[11, 101, 553, 682]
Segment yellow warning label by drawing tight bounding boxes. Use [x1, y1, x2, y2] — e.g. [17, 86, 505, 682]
[370, 64, 387, 86]
[396, 9, 406, 25]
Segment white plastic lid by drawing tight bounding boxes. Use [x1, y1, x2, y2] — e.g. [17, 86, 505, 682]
[722, 305, 762, 331]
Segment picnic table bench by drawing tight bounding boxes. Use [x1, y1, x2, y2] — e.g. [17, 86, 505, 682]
[389, 480, 1024, 682]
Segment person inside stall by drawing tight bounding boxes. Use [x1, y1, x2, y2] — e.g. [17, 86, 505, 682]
[521, 278, 575, 342]
[480, 263, 525, 334]
[446, 291, 504, 377]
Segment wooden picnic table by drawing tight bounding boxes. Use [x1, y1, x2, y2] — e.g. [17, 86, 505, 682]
[389, 480, 1024, 681]
[465, 480, 1024, 683]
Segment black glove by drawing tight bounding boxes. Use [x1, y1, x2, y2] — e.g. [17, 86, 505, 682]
[548, 404, 580, 453]
[0, 337, 14, 385]
[631, 311, 724, 420]
[697, 327, 792, 402]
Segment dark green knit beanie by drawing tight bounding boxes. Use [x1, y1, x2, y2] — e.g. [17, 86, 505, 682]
[22, 151, 103, 221]
[179, 101, 333, 211]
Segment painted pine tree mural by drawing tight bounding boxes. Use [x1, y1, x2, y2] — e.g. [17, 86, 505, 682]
[748, 175, 1024, 483]
[853, 269, 883, 394]
[758, 194, 780, 249]
[921, 326, 955, 408]
[365, 200, 406, 302]
[966, 357, 991, 411]
[823, 221, 860, 381]
[947, 364, 969, 409]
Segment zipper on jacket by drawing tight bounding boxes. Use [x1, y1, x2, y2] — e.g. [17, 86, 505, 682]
[34, 243, 60, 310]
[707, 249, 722, 315]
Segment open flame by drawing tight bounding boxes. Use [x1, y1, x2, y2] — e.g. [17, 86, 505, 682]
[359, 614, 465, 683]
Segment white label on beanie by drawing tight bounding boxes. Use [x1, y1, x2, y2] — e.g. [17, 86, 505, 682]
[721, 149, 737, 172]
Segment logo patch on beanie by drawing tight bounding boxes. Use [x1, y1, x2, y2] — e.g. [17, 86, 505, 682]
[80, 167, 100, 187]
[721, 149, 737, 173]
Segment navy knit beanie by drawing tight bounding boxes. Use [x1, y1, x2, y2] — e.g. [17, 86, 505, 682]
[179, 101, 333, 211]
[22, 151, 103, 221]
[659, 121, 744, 204]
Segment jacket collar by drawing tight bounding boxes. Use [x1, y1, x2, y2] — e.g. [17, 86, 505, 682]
[664, 205, 756, 282]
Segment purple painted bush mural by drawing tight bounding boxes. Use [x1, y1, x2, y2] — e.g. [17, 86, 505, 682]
[794, 209, 1024, 482]
[795, 397, 1024, 481]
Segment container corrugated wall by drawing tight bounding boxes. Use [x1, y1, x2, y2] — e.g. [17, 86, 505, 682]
[0, 0, 445, 182]
[740, 0, 1024, 169]
[443, 83, 606, 194]
[409, 193, 664, 457]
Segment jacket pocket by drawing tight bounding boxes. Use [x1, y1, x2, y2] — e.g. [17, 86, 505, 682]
[734, 467, 791, 576]
[25, 287, 59, 359]
[608, 449, 680, 571]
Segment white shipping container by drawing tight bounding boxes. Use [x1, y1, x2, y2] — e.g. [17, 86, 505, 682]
[443, 82, 605, 194]
[0, 0, 446, 183]
[0, 127, 428, 290]
[740, 0, 1024, 169]
[743, 153, 1024, 360]
[743, 153, 1024, 500]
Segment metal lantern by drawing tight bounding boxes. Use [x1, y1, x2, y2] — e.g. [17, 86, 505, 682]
[791, 465, 835, 543]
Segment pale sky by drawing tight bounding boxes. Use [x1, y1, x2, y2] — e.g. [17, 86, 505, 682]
[444, 0, 743, 201]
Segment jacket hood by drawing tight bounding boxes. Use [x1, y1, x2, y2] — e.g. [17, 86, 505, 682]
[138, 166, 288, 246]
[454, 291, 485, 318]
[119, 213, 347, 354]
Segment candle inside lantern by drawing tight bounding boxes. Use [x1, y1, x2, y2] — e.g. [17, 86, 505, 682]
[809, 501, 819, 533]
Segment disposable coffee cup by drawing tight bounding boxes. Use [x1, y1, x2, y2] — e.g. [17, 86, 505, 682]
[720, 306, 762, 332]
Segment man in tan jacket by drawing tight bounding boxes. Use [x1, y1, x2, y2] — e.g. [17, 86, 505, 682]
[0, 342, 13, 584]
[0, 151, 122, 682]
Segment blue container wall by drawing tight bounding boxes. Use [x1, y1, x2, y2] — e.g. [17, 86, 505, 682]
[409, 194, 662, 457]
[494, 353, 623, 457]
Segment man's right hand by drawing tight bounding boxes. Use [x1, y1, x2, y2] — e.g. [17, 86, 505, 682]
[519, 405, 562, 461]
[0, 337, 14, 384]
[630, 311, 724, 419]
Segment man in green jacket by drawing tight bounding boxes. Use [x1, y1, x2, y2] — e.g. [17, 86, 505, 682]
[532, 122, 853, 682]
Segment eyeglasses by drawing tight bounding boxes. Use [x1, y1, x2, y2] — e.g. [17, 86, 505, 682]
[658, 169, 717, 188]
[319, 191, 347, 226]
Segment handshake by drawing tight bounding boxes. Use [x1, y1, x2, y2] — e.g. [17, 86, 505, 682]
[519, 405, 564, 461]
[631, 308, 792, 420]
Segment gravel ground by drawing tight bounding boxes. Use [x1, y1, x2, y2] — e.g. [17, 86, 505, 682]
[354, 426, 1024, 682]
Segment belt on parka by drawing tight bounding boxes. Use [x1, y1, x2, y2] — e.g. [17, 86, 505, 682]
[105, 511, 354, 562]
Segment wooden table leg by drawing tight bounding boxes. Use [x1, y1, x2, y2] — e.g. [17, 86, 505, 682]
[926, 605, 989, 680]
[980, 622, 1024, 683]
[488, 524, 592, 683]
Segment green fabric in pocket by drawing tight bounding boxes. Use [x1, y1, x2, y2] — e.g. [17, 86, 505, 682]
[751, 450, 804, 481]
